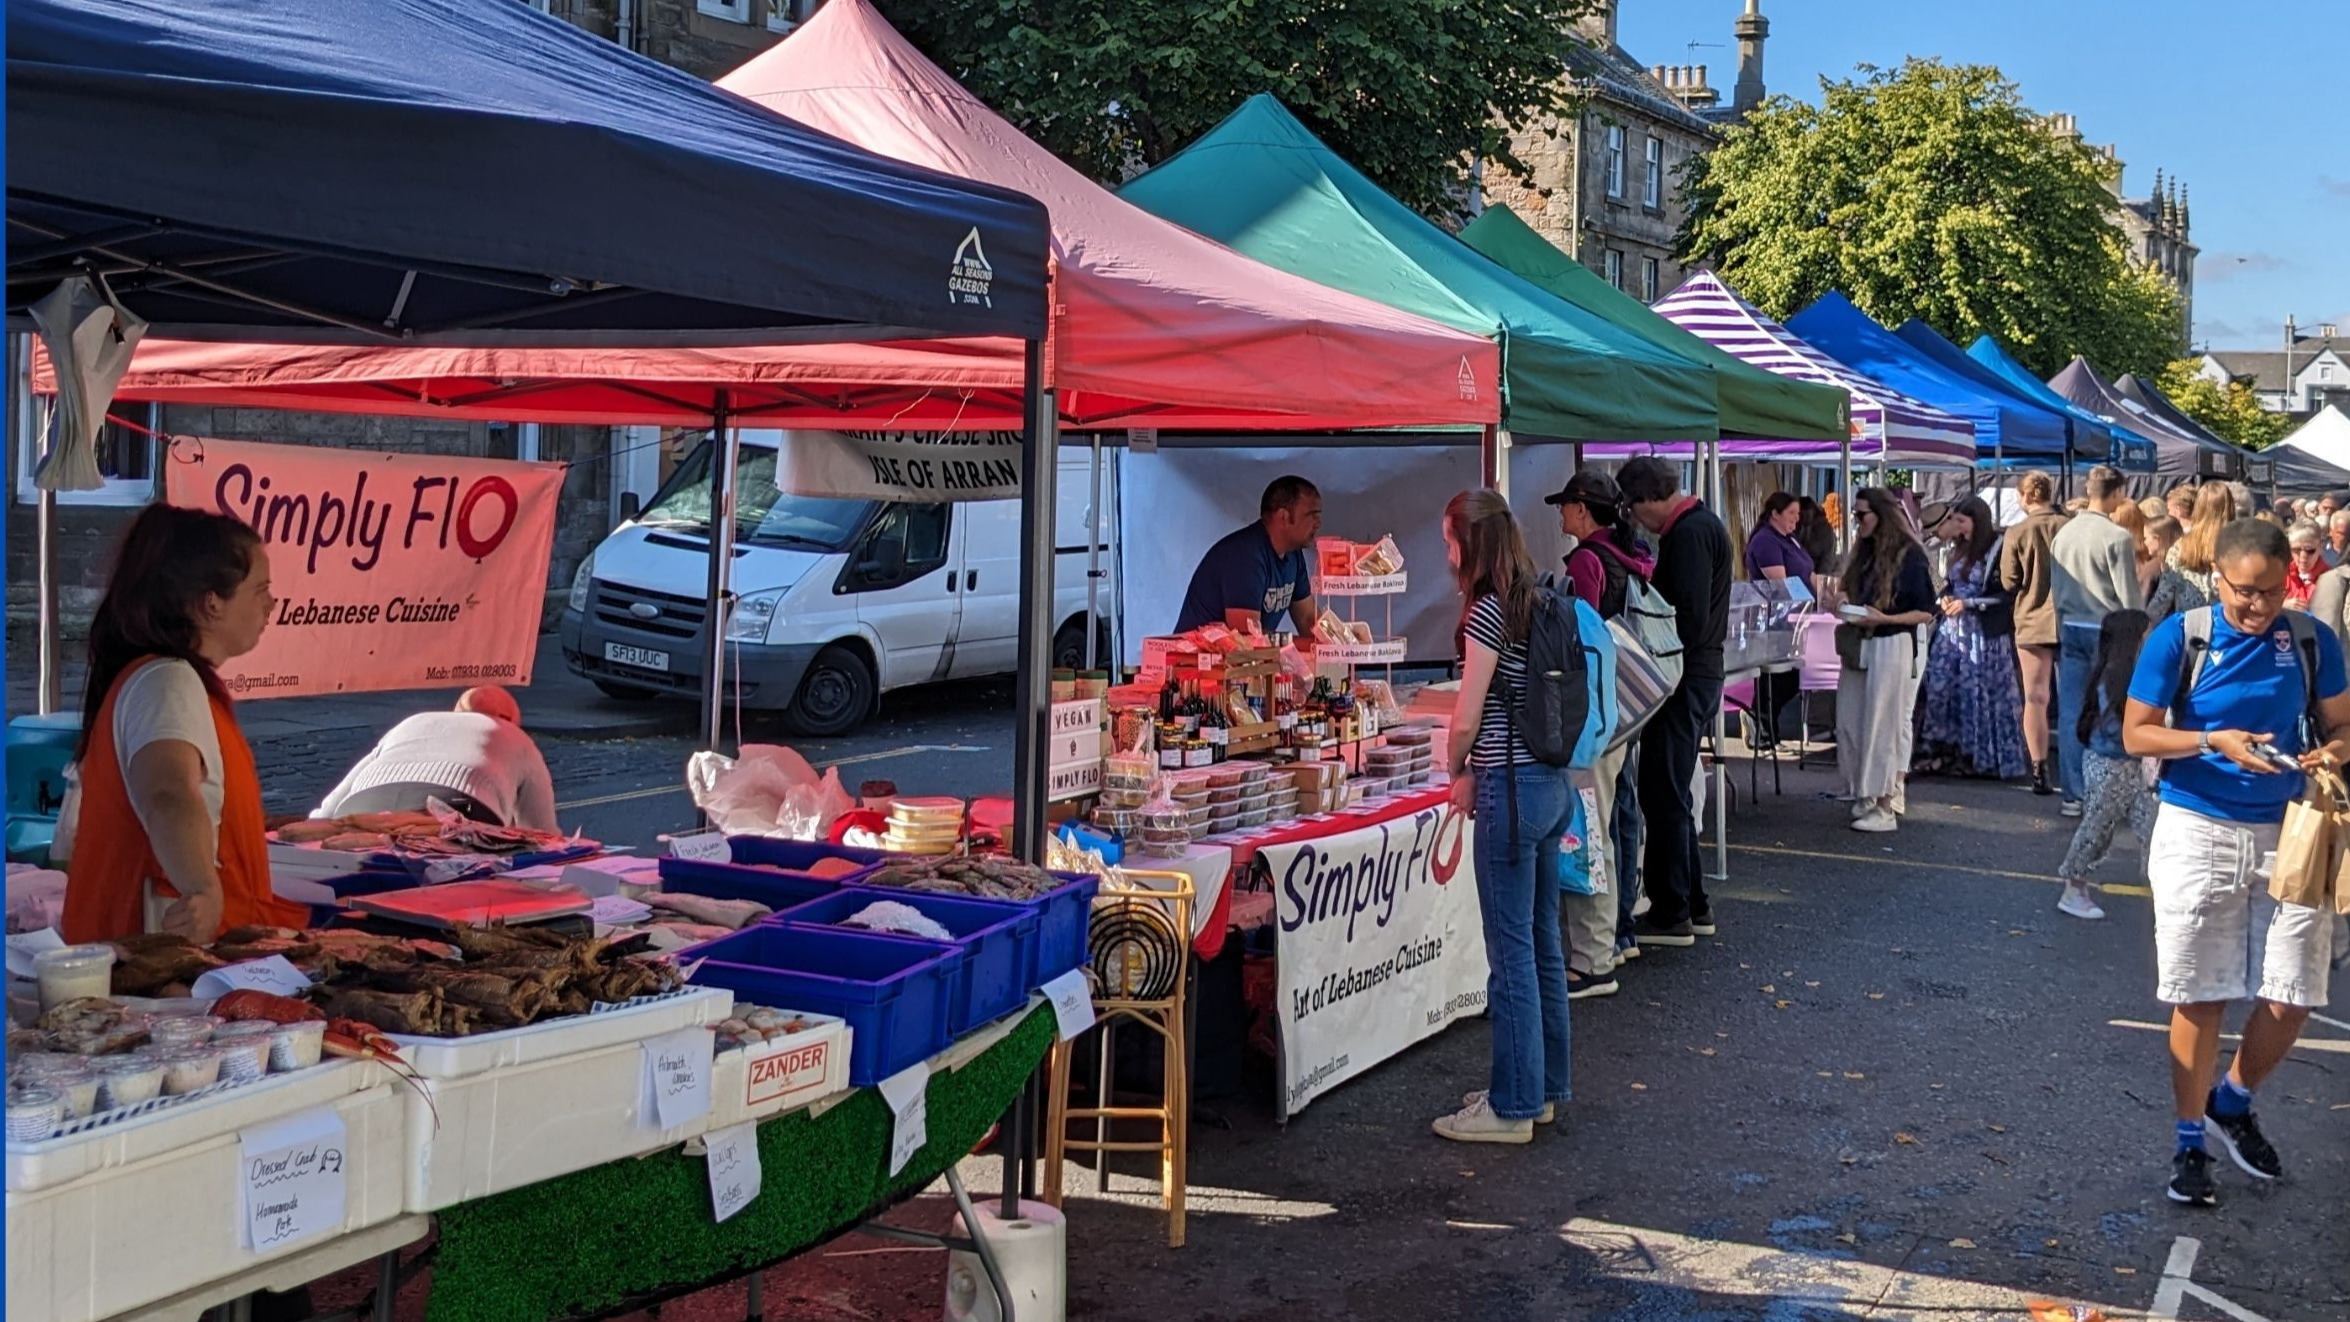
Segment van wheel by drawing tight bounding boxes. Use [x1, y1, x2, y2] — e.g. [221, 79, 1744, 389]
[785, 646, 873, 737]
[593, 679, 656, 701]
[1054, 619, 1110, 671]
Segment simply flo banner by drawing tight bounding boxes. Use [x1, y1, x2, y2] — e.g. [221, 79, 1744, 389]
[776, 429, 1024, 503]
[1263, 803, 1488, 1120]
[167, 438, 564, 698]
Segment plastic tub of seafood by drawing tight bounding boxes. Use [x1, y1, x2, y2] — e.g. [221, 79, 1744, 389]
[266, 1019, 327, 1073]
[704, 1010, 852, 1129]
[33, 945, 116, 1013]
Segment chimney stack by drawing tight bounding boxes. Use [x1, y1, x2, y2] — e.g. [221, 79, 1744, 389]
[1733, 0, 1769, 116]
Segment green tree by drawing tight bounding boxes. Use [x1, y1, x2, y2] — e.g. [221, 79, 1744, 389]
[1678, 58, 2185, 377]
[2157, 359, 2291, 450]
[875, 0, 1600, 218]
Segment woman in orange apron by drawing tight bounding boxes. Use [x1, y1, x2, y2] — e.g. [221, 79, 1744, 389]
[63, 504, 306, 943]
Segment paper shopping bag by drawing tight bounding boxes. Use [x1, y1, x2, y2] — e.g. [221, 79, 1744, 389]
[2273, 768, 2343, 910]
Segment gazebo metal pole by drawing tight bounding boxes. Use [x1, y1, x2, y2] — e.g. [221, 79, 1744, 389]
[1006, 338, 1057, 1224]
[1085, 435, 1102, 670]
[700, 390, 737, 757]
[1011, 341, 1057, 864]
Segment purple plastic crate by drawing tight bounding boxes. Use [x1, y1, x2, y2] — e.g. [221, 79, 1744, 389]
[772, 886, 1040, 1034]
[682, 924, 958, 1086]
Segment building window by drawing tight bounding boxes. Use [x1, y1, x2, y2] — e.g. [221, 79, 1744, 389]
[14, 400, 159, 507]
[1605, 125, 1626, 199]
[1643, 137, 1663, 209]
[1641, 257, 1660, 303]
[696, 0, 753, 22]
[763, 0, 802, 30]
[1603, 249, 1624, 290]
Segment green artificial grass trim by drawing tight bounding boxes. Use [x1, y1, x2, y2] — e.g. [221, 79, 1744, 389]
[427, 1007, 1055, 1322]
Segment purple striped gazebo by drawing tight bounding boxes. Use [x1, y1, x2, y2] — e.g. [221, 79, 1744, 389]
[1653, 272, 1978, 467]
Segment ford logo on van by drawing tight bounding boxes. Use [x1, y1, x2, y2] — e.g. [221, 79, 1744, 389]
[628, 602, 661, 620]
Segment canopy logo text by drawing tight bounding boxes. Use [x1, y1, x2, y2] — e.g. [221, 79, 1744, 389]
[949, 229, 993, 308]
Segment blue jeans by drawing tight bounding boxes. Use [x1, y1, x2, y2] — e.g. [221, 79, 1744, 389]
[1611, 746, 1643, 943]
[1473, 764, 1574, 1119]
[2058, 622, 2098, 801]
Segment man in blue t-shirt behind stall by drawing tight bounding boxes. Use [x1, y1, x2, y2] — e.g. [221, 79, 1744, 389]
[2123, 517, 2350, 1209]
[1173, 476, 1323, 637]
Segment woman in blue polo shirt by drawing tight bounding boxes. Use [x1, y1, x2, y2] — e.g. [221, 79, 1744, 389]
[2122, 517, 2350, 1210]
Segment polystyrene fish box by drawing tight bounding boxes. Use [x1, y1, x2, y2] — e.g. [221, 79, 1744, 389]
[402, 1023, 721, 1212]
[385, 985, 733, 1080]
[5, 1058, 378, 1194]
[7, 1079, 405, 1322]
[704, 1013, 853, 1129]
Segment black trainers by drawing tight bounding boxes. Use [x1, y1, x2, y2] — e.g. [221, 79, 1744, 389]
[1689, 909, 1718, 937]
[1567, 969, 1619, 1000]
[2207, 1095, 2283, 1180]
[2167, 1146, 2218, 1207]
[1633, 916, 1696, 947]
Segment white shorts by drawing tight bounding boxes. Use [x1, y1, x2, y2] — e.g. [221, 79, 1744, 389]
[2147, 803, 2336, 1008]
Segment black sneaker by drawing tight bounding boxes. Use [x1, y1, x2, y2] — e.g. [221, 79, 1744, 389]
[2207, 1095, 2283, 1180]
[1567, 969, 1619, 1000]
[1634, 916, 1697, 947]
[2167, 1146, 2218, 1207]
[1689, 909, 1718, 937]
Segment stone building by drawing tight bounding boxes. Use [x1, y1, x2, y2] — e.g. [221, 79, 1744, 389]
[2047, 112, 2198, 338]
[1479, 1, 1771, 304]
[5, 0, 810, 632]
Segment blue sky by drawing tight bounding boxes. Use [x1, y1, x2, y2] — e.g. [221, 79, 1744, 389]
[1617, 0, 2346, 350]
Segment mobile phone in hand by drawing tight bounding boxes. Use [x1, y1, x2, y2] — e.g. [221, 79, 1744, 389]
[2250, 741, 2301, 772]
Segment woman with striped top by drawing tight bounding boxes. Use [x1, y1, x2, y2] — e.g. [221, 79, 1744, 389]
[1432, 490, 1573, 1145]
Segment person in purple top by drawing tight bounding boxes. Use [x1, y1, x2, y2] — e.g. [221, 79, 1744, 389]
[1743, 492, 1813, 746]
[1745, 492, 1815, 594]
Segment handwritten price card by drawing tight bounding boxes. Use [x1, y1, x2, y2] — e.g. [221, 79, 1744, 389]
[239, 1108, 348, 1252]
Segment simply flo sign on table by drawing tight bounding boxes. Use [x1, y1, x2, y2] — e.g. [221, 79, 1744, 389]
[776, 429, 1024, 503]
[1259, 804, 1487, 1120]
[167, 437, 564, 698]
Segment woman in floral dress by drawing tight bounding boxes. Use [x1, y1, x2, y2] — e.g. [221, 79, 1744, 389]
[1913, 496, 2030, 780]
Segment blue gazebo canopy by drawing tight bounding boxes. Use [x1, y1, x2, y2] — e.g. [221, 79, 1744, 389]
[6, 0, 1052, 345]
[1894, 321, 2109, 464]
[1787, 293, 2070, 463]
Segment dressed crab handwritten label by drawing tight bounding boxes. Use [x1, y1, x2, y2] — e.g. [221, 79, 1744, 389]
[239, 1108, 348, 1251]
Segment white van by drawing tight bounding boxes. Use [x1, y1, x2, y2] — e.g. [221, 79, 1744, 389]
[559, 432, 1116, 735]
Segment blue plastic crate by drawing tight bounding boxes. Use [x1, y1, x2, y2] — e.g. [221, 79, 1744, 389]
[1030, 871, 1102, 980]
[773, 886, 1039, 1035]
[682, 924, 958, 1086]
[658, 838, 888, 912]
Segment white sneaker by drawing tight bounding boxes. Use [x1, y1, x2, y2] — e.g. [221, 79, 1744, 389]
[1460, 1089, 1555, 1124]
[2058, 883, 2106, 921]
[1632, 893, 1652, 918]
[1433, 1093, 1536, 1143]
[2061, 799, 2083, 818]
[1851, 796, 1878, 820]
[1851, 806, 1898, 833]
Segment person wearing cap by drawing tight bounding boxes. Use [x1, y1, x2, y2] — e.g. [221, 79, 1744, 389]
[312, 686, 559, 831]
[1547, 471, 1657, 994]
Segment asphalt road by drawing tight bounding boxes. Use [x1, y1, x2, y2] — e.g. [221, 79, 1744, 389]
[54, 664, 2350, 1321]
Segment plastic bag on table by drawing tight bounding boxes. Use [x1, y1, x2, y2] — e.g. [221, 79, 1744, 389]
[777, 768, 854, 841]
[687, 743, 842, 837]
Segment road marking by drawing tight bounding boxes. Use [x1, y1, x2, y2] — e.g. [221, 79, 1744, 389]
[1726, 842, 2151, 895]
[2311, 1011, 2350, 1034]
[555, 744, 991, 811]
[2105, 1018, 2350, 1056]
[2152, 1235, 2275, 1322]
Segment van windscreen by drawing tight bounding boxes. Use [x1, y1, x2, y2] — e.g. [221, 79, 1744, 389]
[636, 439, 873, 551]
